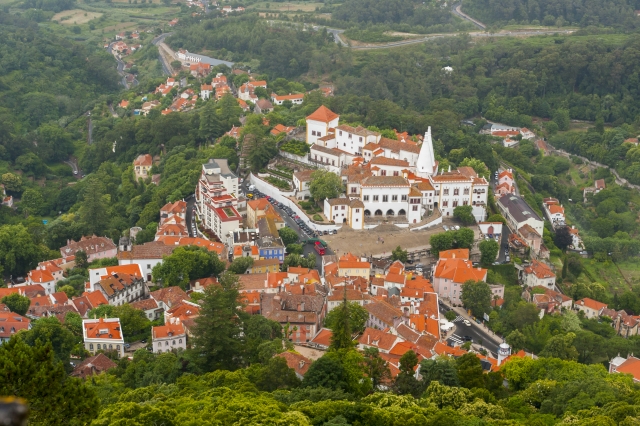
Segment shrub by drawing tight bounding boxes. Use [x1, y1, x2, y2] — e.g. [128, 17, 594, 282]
[313, 214, 323, 221]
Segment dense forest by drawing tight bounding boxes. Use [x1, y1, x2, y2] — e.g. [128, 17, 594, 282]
[464, 0, 640, 27]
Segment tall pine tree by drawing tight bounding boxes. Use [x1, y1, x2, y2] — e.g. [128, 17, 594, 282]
[329, 285, 354, 350]
[199, 100, 223, 143]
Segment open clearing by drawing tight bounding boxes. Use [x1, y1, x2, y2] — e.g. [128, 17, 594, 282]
[96, 22, 138, 33]
[52, 9, 103, 24]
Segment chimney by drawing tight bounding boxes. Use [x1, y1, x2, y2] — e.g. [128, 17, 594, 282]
[299, 360, 305, 369]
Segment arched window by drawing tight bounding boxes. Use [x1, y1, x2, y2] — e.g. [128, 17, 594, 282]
[172, 340, 176, 345]
[165, 341, 169, 346]
[97, 344, 101, 350]
[90, 344, 94, 350]
[109, 344, 113, 349]
[116, 345, 120, 351]
[179, 339, 183, 344]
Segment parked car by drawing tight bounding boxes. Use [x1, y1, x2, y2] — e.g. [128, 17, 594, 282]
[443, 225, 450, 231]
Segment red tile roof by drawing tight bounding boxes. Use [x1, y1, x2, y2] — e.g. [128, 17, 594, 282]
[577, 297, 608, 312]
[83, 317, 122, 340]
[276, 351, 312, 376]
[434, 257, 487, 284]
[152, 322, 186, 339]
[306, 105, 339, 123]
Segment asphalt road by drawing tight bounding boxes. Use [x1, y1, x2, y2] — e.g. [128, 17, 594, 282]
[452, 3, 486, 29]
[440, 304, 499, 357]
[186, 195, 198, 237]
[64, 158, 84, 179]
[152, 33, 174, 76]
[240, 181, 333, 271]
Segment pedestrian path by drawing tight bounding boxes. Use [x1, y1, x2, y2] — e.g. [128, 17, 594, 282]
[449, 334, 463, 344]
[452, 315, 465, 323]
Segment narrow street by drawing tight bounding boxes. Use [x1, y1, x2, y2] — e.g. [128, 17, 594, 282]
[152, 33, 175, 77]
[439, 300, 502, 357]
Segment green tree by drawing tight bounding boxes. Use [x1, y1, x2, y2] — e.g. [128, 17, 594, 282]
[78, 177, 108, 235]
[479, 239, 499, 266]
[329, 292, 354, 351]
[394, 350, 420, 397]
[248, 356, 301, 391]
[445, 310, 457, 322]
[325, 301, 368, 334]
[0, 338, 99, 425]
[506, 329, 526, 352]
[0, 224, 48, 276]
[456, 352, 485, 389]
[459, 157, 490, 179]
[152, 246, 225, 289]
[486, 214, 506, 225]
[228, 256, 254, 274]
[75, 250, 89, 269]
[21, 188, 44, 217]
[363, 347, 390, 389]
[461, 280, 492, 317]
[309, 169, 343, 204]
[430, 232, 455, 257]
[554, 226, 573, 251]
[420, 355, 459, 387]
[453, 205, 476, 225]
[1, 292, 30, 315]
[199, 100, 223, 142]
[553, 108, 570, 131]
[279, 227, 299, 246]
[391, 245, 408, 263]
[2, 172, 23, 192]
[192, 271, 245, 371]
[20, 317, 77, 366]
[539, 332, 579, 360]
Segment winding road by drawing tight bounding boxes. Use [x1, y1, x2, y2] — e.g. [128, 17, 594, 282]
[326, 4, 573, 50]
[152, 33, 175, 77]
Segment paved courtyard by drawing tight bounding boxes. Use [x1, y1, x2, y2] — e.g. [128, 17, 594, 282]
[323, 219, 478, 258]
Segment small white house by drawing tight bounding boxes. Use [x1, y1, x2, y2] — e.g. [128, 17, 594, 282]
[152, 318, 187, 353]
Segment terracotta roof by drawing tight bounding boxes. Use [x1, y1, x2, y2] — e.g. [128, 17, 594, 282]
[615, 356, 640, 381]
[434, 257, 487, 284]
[577, 297, 608, 312]
[414, 180, 435, 191]
[18, 285, 46, 298]
[71, 353, 117, 379]
[310, 328, 332, 348]
[84, 290, 108, 309]
[248, 198, 270, 211]
[83, 318, 122, 340]
[0, 311, 30, 338]
[369, 157, 409, 167]
[364, 300, 402, 327]
[130, 298, 160, 311]
[61, 236, 117, 257]
[0, 288, 20, 299]
[273, 93, 304, 101]
[378, 137, 421, 154]
[524, 259, 555, 279]
[276, 351, 312, 376]
[595, 179, 606, 189]
[439, 249, 469, 259]
[28, 269, 55, 283]
[150, 287, 189, 307]
[152, 321, 186, 339]
[358, 328, 398, 351]
[134, 154, 153, 167]
[306, 105, 339, 123]
[361, 176, 410, 187]
[498, 170, 513, 179]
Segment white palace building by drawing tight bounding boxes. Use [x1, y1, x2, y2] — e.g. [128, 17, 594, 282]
[302, 106, 488, 229]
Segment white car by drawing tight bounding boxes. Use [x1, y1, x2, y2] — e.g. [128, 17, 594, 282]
[463, 320, 471, 326]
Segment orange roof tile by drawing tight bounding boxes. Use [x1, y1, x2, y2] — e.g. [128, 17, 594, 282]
[84, 318, 122, 340]
[439, 249, 469, 260]
[153, 322, 186, 339]
[434, 257, 486, 283]
[306, 105, 339, 123]
[577, 297, 608, 311]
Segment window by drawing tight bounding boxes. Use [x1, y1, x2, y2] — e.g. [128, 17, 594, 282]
[312, 130, 317, 136]
[109, 344, 113, 349]
[380, 170, 387, 176]
[341, 206, 346, 210]
[318, 132, 322, 137]
[90, 344, 94, 350]
[351, 187, 357, 194]
[373, 195, 379, 201]
[401, 195, 407, 201]
[464, 188, 470, 195]
[173, 340, 176, 345]
[359, 137, 363, 142]
[392, 195, 398, 201]
[97, 344, 101, 350]
[165, 341, 169, 346]
[364, 195, 369, 201]
[179, 339, 183, 344]
[443, 201, 448, 207]
[443, 189, 449, 195]
[412, 205, 418, 211]
[453, 201, 458, 207]
[356, 209, 360, 213]
[116, 345, 120, 351]
[332, 160, 335, 166]
[393, 171, 399, 176]
[382, 195, 388, 202]
[463, 200, 468, 206]
[454, 189, 459, 196]
[339, 131, 343, 136]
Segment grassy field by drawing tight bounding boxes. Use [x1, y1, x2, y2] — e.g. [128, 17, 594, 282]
[52, 9, 103, 24]
[249, 1, 324, 11]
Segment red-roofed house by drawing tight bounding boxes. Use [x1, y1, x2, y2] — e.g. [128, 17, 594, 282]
[133, 154, 153, 180]
[521, 260, 556, 289]
[609, 354, 640, 382]
[358, 327, 401, 353]
[309, 328, 332, 350]
[432, 255, 487, 305]
[152, 318, 186, 353]
[575, 297, 608, 319]
[276, 351, 312, 379]
[306, 106, 340, 145]
[25, 269, 56, 295]
[71, 353, 117, 379]
[82, 317, 125, 357]
[60, 235, 117, 263]
[0, 311, 31, 343]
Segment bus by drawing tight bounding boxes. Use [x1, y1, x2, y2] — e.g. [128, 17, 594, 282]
[314, 242, 325, 255]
